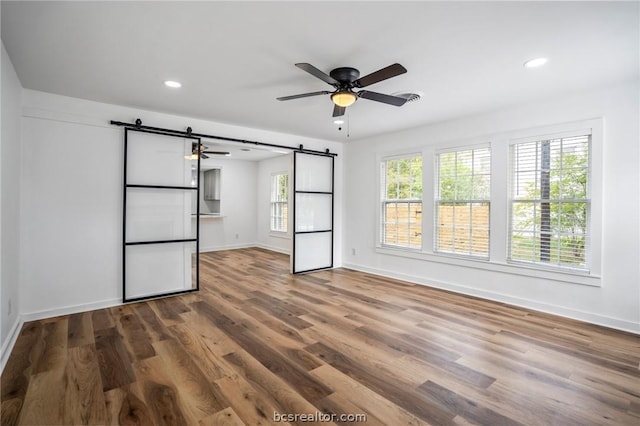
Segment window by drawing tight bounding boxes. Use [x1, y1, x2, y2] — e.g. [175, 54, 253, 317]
[270, 173, 288, 232]
[509, 135, 590, 270]
[435, 147, 491, 257]
[381, 155, 422, 249]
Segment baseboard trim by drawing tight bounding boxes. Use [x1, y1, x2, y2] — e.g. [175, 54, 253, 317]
[21, 297, 122, 323]
[342, 262, 640, 335]
[1, 315, 25, 374]
[199, 243, 257, 253]
[254, 243, 290, 255]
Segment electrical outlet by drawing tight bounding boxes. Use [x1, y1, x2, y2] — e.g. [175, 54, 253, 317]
[351, 248, 356, 256]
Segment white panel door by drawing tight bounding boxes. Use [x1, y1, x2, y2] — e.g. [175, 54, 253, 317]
[292, 152, 334, 273]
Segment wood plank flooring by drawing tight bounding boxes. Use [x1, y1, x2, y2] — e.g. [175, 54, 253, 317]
[2, 247, 640, 425]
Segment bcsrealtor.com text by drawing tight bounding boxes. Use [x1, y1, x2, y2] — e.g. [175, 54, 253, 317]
[273, 411, 367, 423]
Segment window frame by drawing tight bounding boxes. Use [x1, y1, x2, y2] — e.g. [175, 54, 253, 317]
[374, 119, 602, 287]
[379, 153, 423, 250]
[434, 145, 491, 259]
[270, 172, 289, 234]
[507, 132, 592, 272]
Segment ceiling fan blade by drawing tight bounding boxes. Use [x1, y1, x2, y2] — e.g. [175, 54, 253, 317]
[202, 151, 230, 156]
[358, 90, 408, 106]
[332, 104, 346, 117]
[277, 90, 331, 101]
[295, 63, 339, 86]
[200, 153, 209, 159]
[354, 63, 407, 88]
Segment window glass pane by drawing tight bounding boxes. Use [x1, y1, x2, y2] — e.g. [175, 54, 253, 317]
[125, 242, 196, 300]
[512, 202, 534, 231]
[295, 155, 332, 192]
[127, 132, 194, 187]
[473, 175, 490, 200]
[509, 135, 590, 270]
[513, 171, 537, 199]
[270, 173, 288, 232]
[381, 155, 422, 249]
[435, 147, 490, 257]
[294, 232, 332, 271]
[295, 193, 332, 232]
[126, 188, 196, 242]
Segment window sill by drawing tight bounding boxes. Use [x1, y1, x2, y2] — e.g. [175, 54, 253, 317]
[375, 246, 601, 287]
[269, 231, 291, 239]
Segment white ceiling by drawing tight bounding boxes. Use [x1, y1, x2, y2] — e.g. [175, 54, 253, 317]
[199, 139, 287, 162]
[2, 1, 638, 143]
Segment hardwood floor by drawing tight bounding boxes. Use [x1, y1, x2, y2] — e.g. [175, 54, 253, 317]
[2, 247, 639, 425]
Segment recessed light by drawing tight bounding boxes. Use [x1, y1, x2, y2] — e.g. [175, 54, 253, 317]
[333, 119, 345, 125]
[523, 57, 548, 68]
[164, 80, 182, 88]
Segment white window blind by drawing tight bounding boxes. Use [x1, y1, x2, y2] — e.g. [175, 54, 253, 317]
[435, 147, 491, 257]
[381, 155, 422, 249]
[509, 135, 590, 270]
[270, 173, 288, 232]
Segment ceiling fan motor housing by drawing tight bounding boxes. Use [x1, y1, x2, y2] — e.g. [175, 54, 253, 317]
[329, 67, 360, 86]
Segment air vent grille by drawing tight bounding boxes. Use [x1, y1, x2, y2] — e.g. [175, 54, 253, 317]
[392, 91, 422, 102]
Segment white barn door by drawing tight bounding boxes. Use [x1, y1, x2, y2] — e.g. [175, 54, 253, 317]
[123, 128, 200, 302]
[291, 151, 334, 273]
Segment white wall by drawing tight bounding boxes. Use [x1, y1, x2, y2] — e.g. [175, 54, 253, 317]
[1, 42, 23, 367]
[198, 159, 258, 252]
[256, 154, 292, 254]
[20, 107, 123, 317]
[343, 81, 640, 333]
[18, 89, 343, 321]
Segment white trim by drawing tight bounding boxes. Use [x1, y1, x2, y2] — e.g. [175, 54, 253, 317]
[200, 243, 291, 254]
[375, 246, 601, 286]
[378, 152, 424, 249]
[508, 127, 594, 146]
[21, 298, 122, 323]
[255, 243, 291, 255]
[22, 106, 116, 130]
[342, 262, 638, 335]
[268, 231, 291, 239]
[377, 149, 424, 162]
[198, 242, 256, 253]
[1, 315, 24, 374]
[434, 141, 491, 154]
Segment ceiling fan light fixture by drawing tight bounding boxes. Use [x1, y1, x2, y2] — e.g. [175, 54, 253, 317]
[331, 91, 357, 107]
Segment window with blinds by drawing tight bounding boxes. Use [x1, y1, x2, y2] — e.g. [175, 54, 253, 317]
[509, 135, 590, 270]
[270, 173, 288, 232]
[435, 147, 491, 257]
[381, 155, 422, 249]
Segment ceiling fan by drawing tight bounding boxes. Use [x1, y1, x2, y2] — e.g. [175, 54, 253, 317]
[277, 62, 408, 117]
[188, 143, 230, 160]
